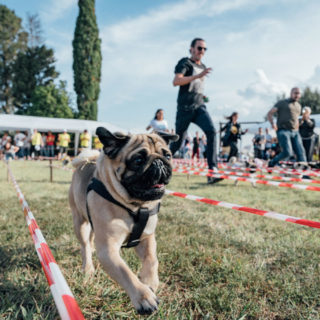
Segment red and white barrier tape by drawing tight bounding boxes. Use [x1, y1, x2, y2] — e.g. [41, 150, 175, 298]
[173, 160, 320, 177]
[6, 164, 85, 320]
[173, 165, 320, 185]
[184, 162, 320, 178]
[173, 168, 320, 192]
[165, 189, 320, 229]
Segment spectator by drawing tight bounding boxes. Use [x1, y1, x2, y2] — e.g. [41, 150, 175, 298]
[299, 106, 316, 162]
[13, 130, 26, 159]
[58, 129, 70, 159]
[31, 129, 42, 159]
[0, 132, 9, 160]
[1, 132, 10, 149]
[252, 127, 265, 159]
[40, 132, 47, 158]
[192, 131, 200, 160]
[146, 109, 169, 133]
[94, 136, 103, 151]
[4, 141, 19, 161]
[221, 112, 248, 161]
[183, 138, 192, 159]
[23, 131, 31, 160]
[267, 87, 306, 167]
[80, 129, 91, 150]
[264, 128, 273, 160]
[46, 131, 55, 158]
[199, 134, 207, 158]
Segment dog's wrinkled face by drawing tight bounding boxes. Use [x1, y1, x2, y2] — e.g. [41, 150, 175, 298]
[96, 127, 179, 201]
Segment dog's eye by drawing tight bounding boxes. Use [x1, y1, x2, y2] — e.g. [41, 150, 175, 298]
[163, 152, 171, 160]
[133, 156, 144, 165]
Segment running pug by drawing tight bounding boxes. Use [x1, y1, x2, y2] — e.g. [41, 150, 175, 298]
[69, 127, 178, 315]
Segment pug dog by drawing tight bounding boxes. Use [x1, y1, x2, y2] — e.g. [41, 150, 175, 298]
[69, 127, 178, 315]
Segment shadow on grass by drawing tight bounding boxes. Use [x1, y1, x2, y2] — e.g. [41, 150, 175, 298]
[0, 278, 57, 319]
[0, 245, 40, 272]
[0, 246, 58, 319]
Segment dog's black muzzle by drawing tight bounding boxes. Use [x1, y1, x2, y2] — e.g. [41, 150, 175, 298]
[122, 158, 172, 201]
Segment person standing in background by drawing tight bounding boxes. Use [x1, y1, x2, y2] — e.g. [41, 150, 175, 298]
[31, 129, 42, 159]
[267, 87, 306, 167]
[146, 109, 169, 133]
[252, 127, 265, 159]
[14, 130, 26, 159]
[221, 112, 247, 161]
[264, 128, 273, 160]
[23, 131, 31, 160]
[94, 135, 103, 151]
[299, 106, 316, 162]
[192, 131, 200, 160]
[58, 129, 70, 159]
[80, 129, 91, 150]
[40, 132, 47, 158]
[46, 131, 55, 158]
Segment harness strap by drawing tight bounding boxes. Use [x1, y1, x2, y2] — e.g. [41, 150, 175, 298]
[86, 177, 160, 248]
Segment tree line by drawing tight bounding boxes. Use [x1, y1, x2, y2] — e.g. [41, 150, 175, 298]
[0, 0, 101, 120]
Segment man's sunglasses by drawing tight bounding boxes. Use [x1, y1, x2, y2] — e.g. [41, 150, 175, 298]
[197, 46, 207, 52]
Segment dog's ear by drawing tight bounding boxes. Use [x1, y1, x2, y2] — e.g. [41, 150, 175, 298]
[155, 131, 179, 145]
[96, 127, 130, 159]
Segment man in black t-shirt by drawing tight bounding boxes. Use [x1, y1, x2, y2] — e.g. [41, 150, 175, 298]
[170, 38, 222, 184]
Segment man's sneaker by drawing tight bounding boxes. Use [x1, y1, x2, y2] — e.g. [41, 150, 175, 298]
[207, 176, 224, 185]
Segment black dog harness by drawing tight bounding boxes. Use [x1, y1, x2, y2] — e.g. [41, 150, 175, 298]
[86, 177, 160, 248]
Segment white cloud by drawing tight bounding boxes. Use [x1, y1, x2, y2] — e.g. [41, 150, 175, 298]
[238, 69, 289, 100]
[40, 0, 76, 23]
[305, 65, 320, 88]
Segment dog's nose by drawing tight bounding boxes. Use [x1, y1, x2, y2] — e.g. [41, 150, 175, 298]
[153, 159, 166, 174]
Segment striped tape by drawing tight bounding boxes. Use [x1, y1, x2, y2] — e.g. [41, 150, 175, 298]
[6, 164, 85, 320]
[218, 164, 320, 178]
[172, 158, 320, 177]
[173, 165, 320, 185]
[173, 168, 320, 192]
[165, 189, 320, 229]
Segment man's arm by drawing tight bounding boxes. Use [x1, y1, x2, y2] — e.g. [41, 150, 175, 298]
[173, 68, 212, 87]
[267, 107, 278, 131]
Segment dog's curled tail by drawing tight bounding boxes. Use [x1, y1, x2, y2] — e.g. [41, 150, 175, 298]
[72, 149, 101, 168]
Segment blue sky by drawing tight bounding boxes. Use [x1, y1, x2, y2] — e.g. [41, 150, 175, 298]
[2, 0, 320, 135]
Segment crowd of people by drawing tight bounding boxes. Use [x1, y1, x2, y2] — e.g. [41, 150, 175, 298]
[0, 129, 103, 161]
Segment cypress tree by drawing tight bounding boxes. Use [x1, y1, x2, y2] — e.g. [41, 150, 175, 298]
[72, 0, 101, 120]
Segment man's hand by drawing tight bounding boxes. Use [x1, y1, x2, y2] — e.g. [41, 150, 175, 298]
[272, 123, 278, 131]
[198, 67, 212, 79]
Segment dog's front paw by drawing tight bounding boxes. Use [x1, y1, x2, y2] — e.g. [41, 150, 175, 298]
[131, 285, 160, 315]
[82, 263, 95, 275]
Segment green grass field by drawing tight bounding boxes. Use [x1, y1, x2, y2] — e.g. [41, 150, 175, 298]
[1, 161, 319, 320]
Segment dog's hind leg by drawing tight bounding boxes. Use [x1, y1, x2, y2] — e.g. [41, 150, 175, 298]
[135, 234, 159, 293]
[72, 213, 95, 275]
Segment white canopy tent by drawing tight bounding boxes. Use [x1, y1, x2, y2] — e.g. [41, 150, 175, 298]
[0, 114, 126, 155]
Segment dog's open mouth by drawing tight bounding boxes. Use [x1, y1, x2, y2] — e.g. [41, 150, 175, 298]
[151, 183, 164, 189]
